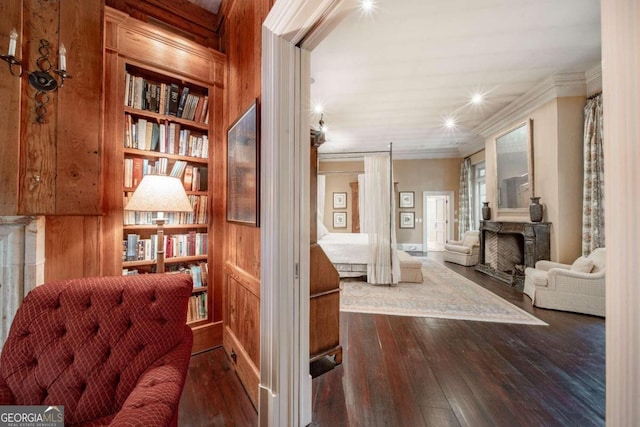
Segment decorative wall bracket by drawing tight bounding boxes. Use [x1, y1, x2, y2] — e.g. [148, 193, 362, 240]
[1, 30, 71, 124]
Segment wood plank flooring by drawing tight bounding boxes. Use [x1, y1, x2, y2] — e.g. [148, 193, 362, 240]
[178, 252, 605, 427]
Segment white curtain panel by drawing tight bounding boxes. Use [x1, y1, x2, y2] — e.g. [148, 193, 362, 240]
[317, 174, 326, 226]
[357, 174, 367, 233]
[364, 155, 400, 285]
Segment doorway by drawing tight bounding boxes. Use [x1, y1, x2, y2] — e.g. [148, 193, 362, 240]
[422, 191, 454, 251]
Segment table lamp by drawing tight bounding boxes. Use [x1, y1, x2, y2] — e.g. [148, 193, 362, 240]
[124, 174, 193, 272]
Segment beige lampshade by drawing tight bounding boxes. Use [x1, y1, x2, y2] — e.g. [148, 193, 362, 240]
[124, 175, 193, 213]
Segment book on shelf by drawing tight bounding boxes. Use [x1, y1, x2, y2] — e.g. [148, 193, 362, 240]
[132, 158, 143, 188]
[177, 87, 189, 118]
[168, 83, 179, 116]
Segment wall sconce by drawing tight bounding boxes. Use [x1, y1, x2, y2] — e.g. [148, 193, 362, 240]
[1, 28, 71, 124]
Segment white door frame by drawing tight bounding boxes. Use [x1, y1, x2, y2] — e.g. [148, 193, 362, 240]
[422, 191, 454, 249]
[262, 1, 639, 424]
[261, 1, 356, 425]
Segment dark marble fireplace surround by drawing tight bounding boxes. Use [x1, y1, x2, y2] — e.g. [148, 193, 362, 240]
[476, 220, 551, 290]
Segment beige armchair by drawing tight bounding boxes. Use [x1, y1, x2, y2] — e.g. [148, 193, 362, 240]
[523, 247, 605, 317]
[442, 231, 480, 266]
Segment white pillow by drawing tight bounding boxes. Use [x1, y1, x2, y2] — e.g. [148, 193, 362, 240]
[317, 222, 329, 240]
[571, 256, 594, 273]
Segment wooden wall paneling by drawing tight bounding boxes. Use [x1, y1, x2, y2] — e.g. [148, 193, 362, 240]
[45, 216, 101, 282]
[55, 0, 103, 214]
[221, 0, 273, 406]
[100, 44, 125, 277]
[19, 0, 59, 214]
[0, 1, 22, 215]
[211, 81, 225, 323]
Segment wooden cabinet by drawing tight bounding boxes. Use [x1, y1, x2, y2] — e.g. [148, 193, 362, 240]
[310, 129, 342, 369]
[103, 7, 225, 353]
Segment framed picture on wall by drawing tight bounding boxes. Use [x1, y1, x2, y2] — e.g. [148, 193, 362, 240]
[333, 212, 347, 228]
[399, 211, 415, 229]
[399, 191, 414, 208]
[333, 192, 347, 209]
[227, 99, 260, 226]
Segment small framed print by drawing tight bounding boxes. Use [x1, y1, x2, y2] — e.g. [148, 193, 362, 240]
[399, 212, 415, 229]
[399, 191, 414, 208]
[333, 192, 347, 209]
[333, 212, 347, 228]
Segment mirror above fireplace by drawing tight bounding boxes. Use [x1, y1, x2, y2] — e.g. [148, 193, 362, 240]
[495, 119, 534, 212]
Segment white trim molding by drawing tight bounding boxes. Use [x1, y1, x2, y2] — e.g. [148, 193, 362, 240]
[601, 0, 640, 423]
[261, 1, 343, 425]
[473, 72, 588, 138]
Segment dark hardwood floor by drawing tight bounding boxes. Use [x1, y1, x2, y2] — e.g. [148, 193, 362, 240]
[179, 252, 605, 427]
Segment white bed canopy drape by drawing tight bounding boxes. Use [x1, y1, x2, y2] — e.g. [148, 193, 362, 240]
[317, 174, 326, 228]
[357, 174, 367, 233]
[364, 155, 400, 285]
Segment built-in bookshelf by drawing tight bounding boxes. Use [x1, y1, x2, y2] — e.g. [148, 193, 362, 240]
[104, 7, 225, 354]
[120, 64, 213, 325]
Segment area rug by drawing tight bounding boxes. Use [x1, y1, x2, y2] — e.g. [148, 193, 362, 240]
[340, 258, 547, 325]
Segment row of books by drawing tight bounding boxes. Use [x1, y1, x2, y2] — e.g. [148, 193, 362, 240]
[124, 115, 209, 158]
[123, 193, 208, 225]
[125, 72, 209, 123]
[123, 232, 208, 262]
[121, 264, 208, 290]
[123, 158, 208, 192]
[187, 291, 208, 323]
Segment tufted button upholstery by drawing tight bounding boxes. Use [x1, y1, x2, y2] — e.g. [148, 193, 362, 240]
[0, 273, 193, 427]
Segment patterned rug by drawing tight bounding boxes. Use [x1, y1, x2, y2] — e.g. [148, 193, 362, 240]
[340, 258, 547, 325]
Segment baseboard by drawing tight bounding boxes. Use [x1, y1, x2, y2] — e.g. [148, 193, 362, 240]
[397, 243, 423, 252]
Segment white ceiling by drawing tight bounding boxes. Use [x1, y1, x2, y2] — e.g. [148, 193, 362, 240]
[310, 0, 601, 158]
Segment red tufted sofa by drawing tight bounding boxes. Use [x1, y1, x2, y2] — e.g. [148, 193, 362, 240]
[0, 273, 193, 427]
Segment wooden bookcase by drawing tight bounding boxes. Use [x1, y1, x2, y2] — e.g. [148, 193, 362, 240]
[104, 7, 225, 353]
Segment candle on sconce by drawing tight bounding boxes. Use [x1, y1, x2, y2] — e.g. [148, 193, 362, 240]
[58, 43, 66, 71]
[8, 28, 18, 57]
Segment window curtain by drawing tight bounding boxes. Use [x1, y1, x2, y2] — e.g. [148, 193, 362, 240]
[364, 155, 400, 285]
[357, 174, 367, 233]
[317, 174, 326, 227]
[458, 157, 472, 239]
[582, 94, 605, 255]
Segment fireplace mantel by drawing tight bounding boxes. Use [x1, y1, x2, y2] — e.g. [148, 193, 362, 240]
[476, 220, 551, 289]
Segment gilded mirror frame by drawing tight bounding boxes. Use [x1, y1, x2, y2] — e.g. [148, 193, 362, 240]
[495, 118, 534, 214]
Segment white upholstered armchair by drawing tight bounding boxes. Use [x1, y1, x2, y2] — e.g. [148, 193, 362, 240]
[442, 231, 480, 266]
[523, 247, 605, 317]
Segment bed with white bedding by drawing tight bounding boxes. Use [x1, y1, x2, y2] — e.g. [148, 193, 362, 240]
[317, 230, 424, 282]
[317, 232, 369, 278]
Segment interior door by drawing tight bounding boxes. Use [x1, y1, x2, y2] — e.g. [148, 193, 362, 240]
[425, 195, 448, 251]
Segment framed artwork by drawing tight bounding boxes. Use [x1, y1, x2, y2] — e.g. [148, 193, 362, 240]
[227, 99, 260, 226]
[333, 192, 347, 209]
[333, 212, 347, 228]
[399, 212, 415, 229]
[399, 191, 414, 208]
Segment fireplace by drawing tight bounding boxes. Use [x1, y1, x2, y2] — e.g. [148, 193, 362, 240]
[0, 216, 45, 350]
[476, 220, 550, 289]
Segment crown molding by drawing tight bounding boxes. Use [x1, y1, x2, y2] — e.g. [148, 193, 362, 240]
[473, 72, 587, 138]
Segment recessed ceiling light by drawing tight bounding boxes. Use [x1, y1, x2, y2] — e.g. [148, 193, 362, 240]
[444, 117, 456, 129]
[361, 0, 376, 13]
[471, 93, 484, 105]
[313, 104, 324, 114]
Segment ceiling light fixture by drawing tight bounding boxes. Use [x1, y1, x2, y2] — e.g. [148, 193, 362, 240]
[360, 0, 376, 13]
[314, 104, 324, 114]
[319, 114, 328, 133]
[444, 117, 456, 129]
[471, 93, 484, 105]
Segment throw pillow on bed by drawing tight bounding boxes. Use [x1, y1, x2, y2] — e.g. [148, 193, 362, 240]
[571, 256, 594, 273]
